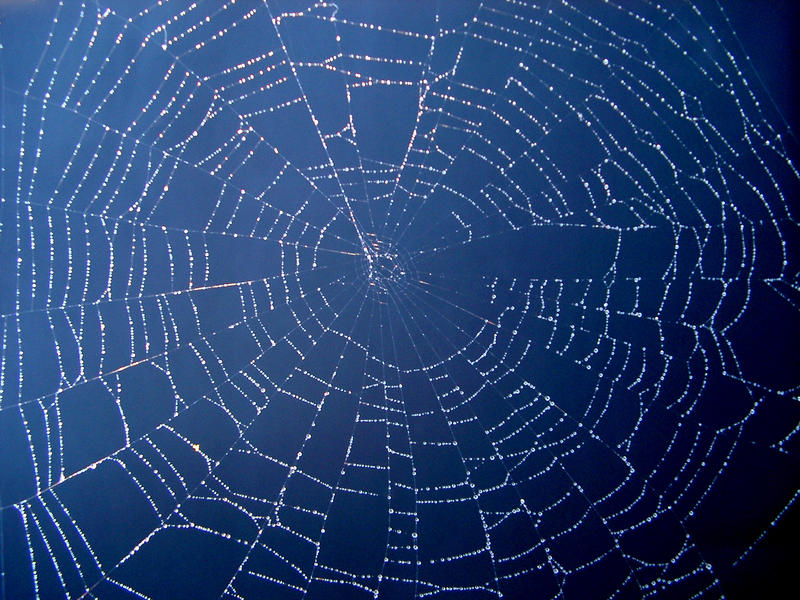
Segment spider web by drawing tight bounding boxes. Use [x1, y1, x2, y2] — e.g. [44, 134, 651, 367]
[1, 0, 799, 599]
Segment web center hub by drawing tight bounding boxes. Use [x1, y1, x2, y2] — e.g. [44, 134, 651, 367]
[358, 237, 415, 294]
